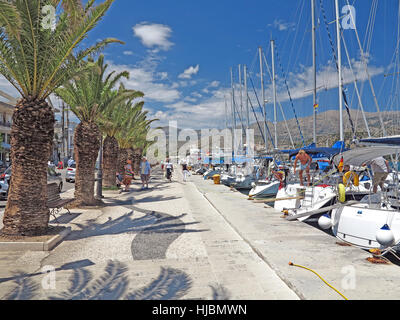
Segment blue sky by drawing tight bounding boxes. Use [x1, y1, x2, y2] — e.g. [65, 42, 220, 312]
[1, 0, 399, 137]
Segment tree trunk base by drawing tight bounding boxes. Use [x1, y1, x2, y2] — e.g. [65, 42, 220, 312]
[65, 198, 105, 209]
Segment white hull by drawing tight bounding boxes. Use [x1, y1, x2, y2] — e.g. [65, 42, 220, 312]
[274, 184, 337, 222]
[274, 178, 372, 221]
[249, 181, 280, 198]
[232, 175, 255, 190]
[331, 203, 400, 249]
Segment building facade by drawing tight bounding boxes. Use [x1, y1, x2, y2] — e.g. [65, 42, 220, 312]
[0, 101, 13, 165]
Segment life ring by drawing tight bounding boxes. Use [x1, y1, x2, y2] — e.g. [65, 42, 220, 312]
[338, 183, 346, 203]
[343, 171, 359, 187]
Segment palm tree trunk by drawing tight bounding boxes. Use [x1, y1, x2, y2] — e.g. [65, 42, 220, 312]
[1, 99, 54, 236]
[72, 121, 101, 207]
[103, 135, 118, 187]
[118, 148, 130, 175]
[133, 148, 143, 174]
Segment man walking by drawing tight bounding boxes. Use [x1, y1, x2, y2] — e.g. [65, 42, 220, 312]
[140, 156, 151, 190]
[293, 149, 312, 187]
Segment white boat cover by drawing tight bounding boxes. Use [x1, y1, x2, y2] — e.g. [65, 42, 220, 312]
[332, 146, 400, 166]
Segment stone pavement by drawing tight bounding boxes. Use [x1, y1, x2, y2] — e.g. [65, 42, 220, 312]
[191, 174, 400, 300]
[0, 168, 298, 300]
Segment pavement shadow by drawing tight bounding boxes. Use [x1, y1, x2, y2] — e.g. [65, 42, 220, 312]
[49, 212, 81, 225]
[210, 284, 230, 300]
[2, 272, 39, 300]
[1, 259, 193, 300]
[133, 195, 182, 203]
[65, 206, 207, 248]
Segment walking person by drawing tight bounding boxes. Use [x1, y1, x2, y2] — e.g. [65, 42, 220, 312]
[181, 161, 190, 182]
[293, 149, 312, 187]
[122, 159, 134, 192]
[140, 156, 151, 189]
[363, 156, 390, 193]
[165, 158, 173, 182]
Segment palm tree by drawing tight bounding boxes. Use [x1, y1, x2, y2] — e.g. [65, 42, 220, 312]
[116, 113, 156, 176]
[0, 0, 121, 236]
[56, 55, 139, 207]
[99, 93, 145, 187]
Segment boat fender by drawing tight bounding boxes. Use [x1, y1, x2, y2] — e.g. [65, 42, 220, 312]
[338, 183, 346, 203]
[318, 214, 333, 230]
[343, 171, 359, 187]
[376, 224, 395, 247]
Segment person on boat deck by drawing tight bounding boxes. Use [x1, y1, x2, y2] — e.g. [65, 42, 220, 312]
[362, 156, 390, 193]
[293, 149, 312, 187]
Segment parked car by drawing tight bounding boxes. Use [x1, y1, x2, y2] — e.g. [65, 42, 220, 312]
[66, 163, 76, 183]
[0, 180, 8, 200]
[0, 165, 63, 197]
[66, 162, 100, 184]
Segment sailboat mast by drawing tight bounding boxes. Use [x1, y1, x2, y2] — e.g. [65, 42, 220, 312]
[238, 64, 244, 150]
[335, 0, 344, 142]
[271, 40, 278, 149]
[244, 64, 250, 130]
[311, 0, 317, 144]
[259, 46, 268, 150]
[230, 67, 237, 157]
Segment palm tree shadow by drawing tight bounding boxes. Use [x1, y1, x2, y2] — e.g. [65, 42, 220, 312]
[0, 259, 95, 300]
[49, 260, 128, 300]
[210, 284, 231, 300]
[3, 272, 39, 300]
[65, 200, 208, 249]
[134, 195, 182, 203]
[48, 260, 192, 300]
[126, 267, 192, 300]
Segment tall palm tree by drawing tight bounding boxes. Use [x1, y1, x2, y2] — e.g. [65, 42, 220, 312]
[56, 55, 139, 206]
[0, 0, 121, 236]
[99, 92, 144, 187]
[116, 114, 156, 176]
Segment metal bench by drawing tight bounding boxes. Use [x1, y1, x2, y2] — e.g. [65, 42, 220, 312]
[47, 183, 73, 223]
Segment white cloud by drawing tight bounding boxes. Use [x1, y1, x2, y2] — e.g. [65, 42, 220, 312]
[178, 65, 200, 79]
[150, 87, 233, 129]
[269, 19, 296, 31]
[209, 81, 220, 88]
[133, 22, 174, 51]
[123, 51, 134, 56]
[106, 60, 180, 103]
[273, 58, 385, 103]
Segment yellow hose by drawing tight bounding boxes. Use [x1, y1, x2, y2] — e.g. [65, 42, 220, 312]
[289, 262, 349, 300]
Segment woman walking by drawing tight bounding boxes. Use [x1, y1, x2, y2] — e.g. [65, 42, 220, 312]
[181, 161, 190, 182]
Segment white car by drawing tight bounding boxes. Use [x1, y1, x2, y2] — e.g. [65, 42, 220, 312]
[0, 165, 63, 197]
[0, 180, 8, 200]
[66, 163, 76, 183]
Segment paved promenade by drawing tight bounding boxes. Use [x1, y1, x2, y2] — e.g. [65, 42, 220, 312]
[2, 167, 398, 300]
[191, 173, 400, 300]
[0, 168, 298, 300]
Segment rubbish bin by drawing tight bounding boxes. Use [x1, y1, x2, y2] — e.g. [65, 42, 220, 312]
[212, 174, 221, 185]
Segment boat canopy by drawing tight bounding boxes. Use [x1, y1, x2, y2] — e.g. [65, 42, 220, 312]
[287, 147, 343, 159]
[332, 146, 400, 167]
[360, 136, 400, 147]
[276, 141, 346, 159]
